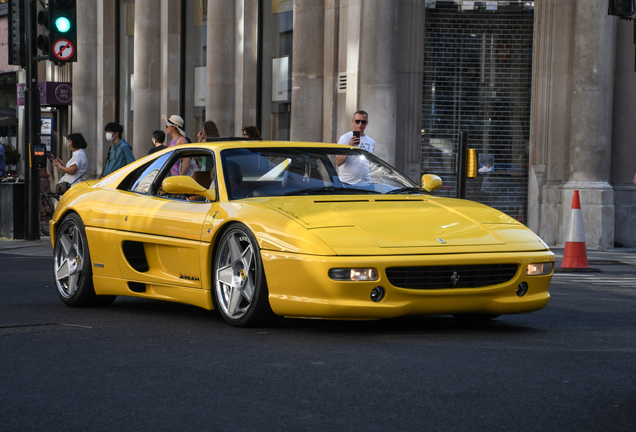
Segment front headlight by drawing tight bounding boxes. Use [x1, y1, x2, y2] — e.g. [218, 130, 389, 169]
[328, 268, 379, 281]
[526, 262, 553, 276]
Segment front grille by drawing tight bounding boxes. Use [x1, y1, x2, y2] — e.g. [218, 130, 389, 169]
[386, 264, 518, 289]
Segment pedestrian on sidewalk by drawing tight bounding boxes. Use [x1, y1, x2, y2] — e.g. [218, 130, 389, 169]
[103, 122, 135, 177]
[51, 133, 88, 193]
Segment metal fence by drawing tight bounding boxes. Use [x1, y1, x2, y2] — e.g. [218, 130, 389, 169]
[422, 1, 534, 223]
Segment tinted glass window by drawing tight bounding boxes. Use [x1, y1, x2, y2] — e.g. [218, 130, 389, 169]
[129, 153, 173, 194]
[220, 147, 418, 200]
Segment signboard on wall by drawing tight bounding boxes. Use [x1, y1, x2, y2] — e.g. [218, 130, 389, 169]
[272, 57, 289, 102]
[17, 82, 72, 106]
[194, 67, 206, 107]
[41, 117, 53, 152]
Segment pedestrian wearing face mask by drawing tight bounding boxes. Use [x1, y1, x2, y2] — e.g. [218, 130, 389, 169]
[102, 122, 135, 177]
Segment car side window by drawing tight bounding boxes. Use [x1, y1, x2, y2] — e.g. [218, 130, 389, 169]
[129, 153, 173, 194]
[154, 151, 216, 201]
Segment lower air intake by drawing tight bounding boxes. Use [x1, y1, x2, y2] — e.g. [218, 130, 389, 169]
[386, 264, 518, 289]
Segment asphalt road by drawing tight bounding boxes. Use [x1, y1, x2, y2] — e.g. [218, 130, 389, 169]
[1, 250, 635, 432]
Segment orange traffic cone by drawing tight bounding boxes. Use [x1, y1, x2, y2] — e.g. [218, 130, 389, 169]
[558, 190, 600, 272]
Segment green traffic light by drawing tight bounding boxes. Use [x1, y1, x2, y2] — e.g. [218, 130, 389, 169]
[55, 17, 71, 33]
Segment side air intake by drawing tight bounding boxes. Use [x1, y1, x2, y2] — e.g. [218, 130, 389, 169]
[122, 241, 149, 272]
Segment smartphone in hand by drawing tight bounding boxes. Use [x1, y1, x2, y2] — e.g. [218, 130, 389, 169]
[352, 130, 361, 146]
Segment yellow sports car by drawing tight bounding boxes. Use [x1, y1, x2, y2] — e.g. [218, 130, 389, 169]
[50, 141, 553, 327]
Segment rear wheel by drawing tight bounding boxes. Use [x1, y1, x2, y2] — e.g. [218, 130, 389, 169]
[53, 213, 116, 307]
[213, 223, 275, 327]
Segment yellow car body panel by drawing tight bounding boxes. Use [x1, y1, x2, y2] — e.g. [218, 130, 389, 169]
[49, 140, 554, 320]
[263, 251, 552, 318]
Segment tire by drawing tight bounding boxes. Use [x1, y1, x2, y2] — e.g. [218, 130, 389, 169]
[213, 223, 275, 327]
[53, 213, 116, 307]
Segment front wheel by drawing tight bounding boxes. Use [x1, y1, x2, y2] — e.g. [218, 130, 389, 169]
[53, 213, 116, 307]
[213, 223, 275, 327]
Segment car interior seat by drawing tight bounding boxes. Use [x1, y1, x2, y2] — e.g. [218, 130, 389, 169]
[192, 170, 213, 189]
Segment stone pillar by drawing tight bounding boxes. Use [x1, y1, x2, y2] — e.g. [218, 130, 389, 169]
[206, 0, 235, 136]
[73, 1, 98, 178]
[322, 0, 339, 143]
[340, 0, 362, 135]
[234, 0, 259, 133]
[530, 0, 616, 250]
[160, 0, 181, 131]
[96, 1, 117, 177]
[358, 0, 398, 165]
[611, 18, 636, 247]
[563, 0, 615, 249]
[290, 0, 324, 142]
[132, 0, 162, 158]
[395, 0, 424, 182]
[528, 0, 572, 240]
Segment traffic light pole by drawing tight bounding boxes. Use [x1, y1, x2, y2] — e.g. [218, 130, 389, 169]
[25, 0, 41, 240]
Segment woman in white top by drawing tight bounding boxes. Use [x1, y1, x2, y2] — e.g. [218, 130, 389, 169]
[52, 133, 88, 187]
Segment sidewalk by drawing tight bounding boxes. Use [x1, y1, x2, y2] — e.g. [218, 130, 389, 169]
[0, 238, 54, 257]
[2, 236, 636, 264]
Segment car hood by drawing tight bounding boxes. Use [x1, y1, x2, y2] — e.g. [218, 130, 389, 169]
[251, 196, 546, 254]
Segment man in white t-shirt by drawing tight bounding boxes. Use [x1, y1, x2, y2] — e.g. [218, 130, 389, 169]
[336, 110, 376, 184]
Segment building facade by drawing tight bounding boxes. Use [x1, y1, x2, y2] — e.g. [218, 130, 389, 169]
[1, 0, 635, 249]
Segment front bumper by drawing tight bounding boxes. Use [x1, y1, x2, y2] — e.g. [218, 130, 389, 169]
[262, 250, 553, 319]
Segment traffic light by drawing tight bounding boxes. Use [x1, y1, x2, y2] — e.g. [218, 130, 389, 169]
[37, 0, 77, 65]
[7, 0, 26, 67]
[608, 0, 636, 18]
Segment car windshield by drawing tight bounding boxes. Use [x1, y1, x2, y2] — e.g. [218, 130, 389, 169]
[220, 147, 421, 199]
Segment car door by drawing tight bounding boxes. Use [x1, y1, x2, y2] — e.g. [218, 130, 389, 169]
[114, 150, 217, 289]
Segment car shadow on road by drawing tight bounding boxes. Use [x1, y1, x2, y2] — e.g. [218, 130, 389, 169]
[99, 297, 543, 337]
[274, 314, 543, 336]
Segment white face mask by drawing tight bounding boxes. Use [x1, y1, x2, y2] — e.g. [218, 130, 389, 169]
[106, 132, 115, 141]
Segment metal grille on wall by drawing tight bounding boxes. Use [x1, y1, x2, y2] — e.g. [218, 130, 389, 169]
[422, 1, 534, 223]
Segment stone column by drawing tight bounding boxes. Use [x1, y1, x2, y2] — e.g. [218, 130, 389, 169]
[160, 0, 181, 130]
[73, 1, 98, 178]
[528, 0, 572, 240]
[563, 0, 615, 249]
[96, 0, 117, 177]
[322, 0, 339, 143]
[395, 0, 424, 182]
[290, 0, 324, 142]
[206, 0, 235, 136]
[132, 0, 162, 158]
[358, 0, 398, 165]
[234, 0, 259, 133]
[611, 18, 636, 247]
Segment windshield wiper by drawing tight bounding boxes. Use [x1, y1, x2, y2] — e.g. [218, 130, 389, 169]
[385, 187, 429, 195]
[283, 186, 380, 196]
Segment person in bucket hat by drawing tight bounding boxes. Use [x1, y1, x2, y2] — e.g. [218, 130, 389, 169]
[163, 114, 186, 137]
[164, 114, 196, 176]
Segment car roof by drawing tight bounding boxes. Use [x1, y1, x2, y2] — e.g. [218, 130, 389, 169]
[94, 140, 355, 188]
[176, 140, 350, 151]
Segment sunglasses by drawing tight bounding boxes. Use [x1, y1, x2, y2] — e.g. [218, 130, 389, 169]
[354, 119, 368, 125]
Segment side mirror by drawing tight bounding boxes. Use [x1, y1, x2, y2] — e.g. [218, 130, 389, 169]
[421, 174, 442, 192]
[162, 176, 217, 202]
